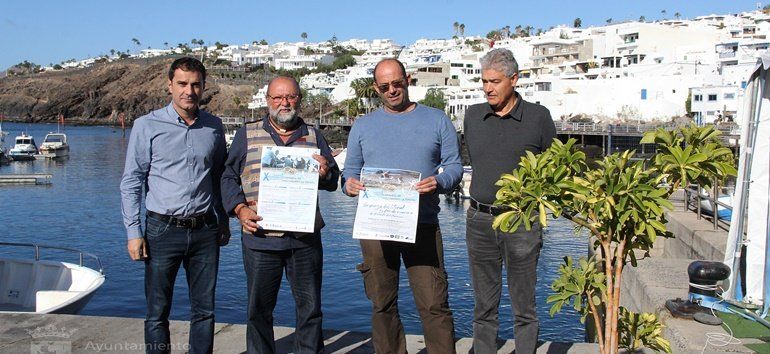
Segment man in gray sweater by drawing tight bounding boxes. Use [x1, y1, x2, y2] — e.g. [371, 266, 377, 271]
[343, 58, 462, 354]
[463, 48, 556, 354]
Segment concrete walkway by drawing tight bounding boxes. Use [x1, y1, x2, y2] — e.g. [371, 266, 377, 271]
[0, 313, 599, 353]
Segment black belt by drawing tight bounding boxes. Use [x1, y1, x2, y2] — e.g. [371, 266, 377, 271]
[470, 200, 512, 216]
[147, 210, 213, 229]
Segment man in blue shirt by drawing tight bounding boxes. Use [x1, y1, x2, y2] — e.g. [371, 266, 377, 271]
[221, 76, 339, 354]
[343, 58, 462, 354]
[120, 57, 229, 354]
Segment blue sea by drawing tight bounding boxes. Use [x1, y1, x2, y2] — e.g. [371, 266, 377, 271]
[0, 123, 588, 342]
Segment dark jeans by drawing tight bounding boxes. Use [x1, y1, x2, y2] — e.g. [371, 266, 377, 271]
[465, 208, 542, 354]
[357, 224, 456, 354]
[144, 213, 220, 354]
[242, 240, 324, 354]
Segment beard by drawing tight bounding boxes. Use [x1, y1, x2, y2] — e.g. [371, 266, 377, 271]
[268, 106, 299, 128]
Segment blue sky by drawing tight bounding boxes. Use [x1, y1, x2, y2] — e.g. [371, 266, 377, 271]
[1, 0, 764, 70]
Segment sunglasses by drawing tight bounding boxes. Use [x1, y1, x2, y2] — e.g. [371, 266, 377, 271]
[375, 79, 407, 93]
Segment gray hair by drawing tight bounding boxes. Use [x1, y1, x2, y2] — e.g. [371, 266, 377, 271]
[479, 48, 519, 77]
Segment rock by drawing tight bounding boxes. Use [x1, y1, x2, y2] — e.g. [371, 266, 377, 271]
[0, 57, 254, 125]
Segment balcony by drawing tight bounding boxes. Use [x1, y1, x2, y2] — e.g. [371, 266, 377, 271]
[718, 52, 737, 59]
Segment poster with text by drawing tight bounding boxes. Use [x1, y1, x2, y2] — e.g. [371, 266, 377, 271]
[353, 167, 421, 243]
[257, 146, 320, 232]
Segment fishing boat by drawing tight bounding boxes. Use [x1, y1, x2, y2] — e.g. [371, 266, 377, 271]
[332, 147, 347, 171]
[8, 133, 37, 161]
[38, 132, 70, 158]
[0, 242, 104, 314]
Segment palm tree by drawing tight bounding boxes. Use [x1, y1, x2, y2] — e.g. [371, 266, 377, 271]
[132, 38, 141, 57]
[674, 12, 681, 20]
[453, 22, 459, 36]
[514, 25, 522, 37]
[524, 25, 533, 37]
[661, 9, 667, 19]
[301, 32, 308, 41]
[351, 78, 378, 113]
[573, 18, 582, 28]
[504, 25, 511, 38]
[606, 18, 612, 24]
[459, 23, 465, 37]
[639, 16, 646, 22]
[164, 42, 169, 49]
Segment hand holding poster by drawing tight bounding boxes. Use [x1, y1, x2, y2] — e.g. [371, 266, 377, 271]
[352, 167, 421, 243]
[257, 146, 320, 233]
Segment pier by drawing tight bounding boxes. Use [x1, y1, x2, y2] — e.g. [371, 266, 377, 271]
[0, 173, 52, 185]
[0, 313, 597, 353]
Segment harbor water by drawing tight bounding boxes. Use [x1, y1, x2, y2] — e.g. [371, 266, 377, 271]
[0, 122, 587, 342]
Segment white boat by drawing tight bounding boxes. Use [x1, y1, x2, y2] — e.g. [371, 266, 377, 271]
[332, 147, 346, 171]
[8, 133, 37, 161]
[0, 242, 105, 314]
[39, 132, 70, 158]
[698, 193, 733, 221]
[225, 130, 236, 149]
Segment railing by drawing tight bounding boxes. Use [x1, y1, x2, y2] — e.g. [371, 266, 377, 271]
[683, 179, 733, 231]
[554, 121, 673, 135]
[304, 116, 356, 126]
[0, 242, 104, 274]
[719, 52, 737, 59]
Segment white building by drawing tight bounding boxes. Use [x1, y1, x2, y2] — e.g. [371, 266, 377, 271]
[690, 85, 742, 124]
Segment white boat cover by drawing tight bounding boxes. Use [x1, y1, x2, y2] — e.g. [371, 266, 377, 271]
[724, 50, 770, 315]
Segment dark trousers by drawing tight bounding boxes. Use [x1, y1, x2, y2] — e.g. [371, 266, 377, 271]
[357, 224, 456, 354]
[465, 208, 542, 354]
[144, 214, 220, 354]
[242, 241, 324, 354]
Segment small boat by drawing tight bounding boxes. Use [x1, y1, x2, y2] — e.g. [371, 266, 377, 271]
[698, 190, 733, 221]
[8, 133, 37, 161]
[225, 130, 236, 150]
[38, 132, 70, 158]
[0, 242, 105, 314]
[332, 147, 346, 171]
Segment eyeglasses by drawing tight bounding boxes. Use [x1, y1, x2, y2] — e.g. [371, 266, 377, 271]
[375, 79, 407, 93]
[267, 94, 300, 103]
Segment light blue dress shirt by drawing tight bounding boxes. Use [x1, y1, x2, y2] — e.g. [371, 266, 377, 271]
[120, 103, 227, 240]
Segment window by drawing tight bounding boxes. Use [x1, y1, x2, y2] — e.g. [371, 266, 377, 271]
[641, 89, 647, 100]
[451, 63, 463, 67]
[708, 94, 718, 101]
[694, 94, 703, 101]
[724, 93, 735, 99]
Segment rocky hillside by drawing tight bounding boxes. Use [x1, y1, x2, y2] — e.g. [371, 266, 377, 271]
[0, 57, 255, 125]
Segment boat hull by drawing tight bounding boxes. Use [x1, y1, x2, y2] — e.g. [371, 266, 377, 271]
[8, 152, 35, 161]
[0, 258, 104, 314]
[38, 146, 70, 158]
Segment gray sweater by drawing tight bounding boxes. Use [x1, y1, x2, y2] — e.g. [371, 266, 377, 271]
[343, 104, 463, 224]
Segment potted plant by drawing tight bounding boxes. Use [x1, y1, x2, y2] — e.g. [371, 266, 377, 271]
[492, 125, 736, 353]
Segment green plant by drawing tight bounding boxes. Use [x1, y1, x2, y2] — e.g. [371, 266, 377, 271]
[419, 88, 447, 111]
[618, 307, 672, 353]
[493, 125, 735, 353]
